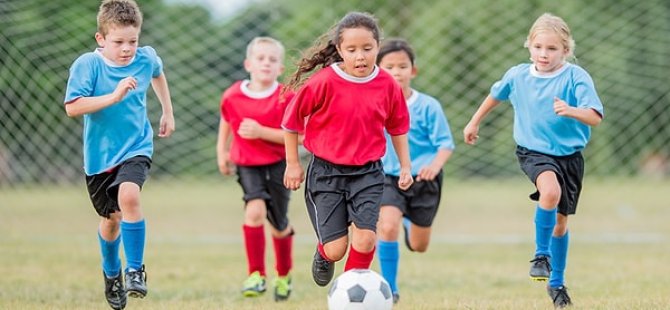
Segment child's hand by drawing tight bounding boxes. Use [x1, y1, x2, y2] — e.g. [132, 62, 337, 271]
[217, 152, 235, 175]
[463, 121, 480, 145]
[553, 97, 572, 116]
[398, 167, 413, 191]
[158, 113, 175, 138]
[283, 162, 304, 190]
[112, 76, 137, 102]
[238, 118, 262, 139]
[416, 165, 440, 182]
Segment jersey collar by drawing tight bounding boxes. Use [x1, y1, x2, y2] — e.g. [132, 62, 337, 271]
[330, 63, 379, 83]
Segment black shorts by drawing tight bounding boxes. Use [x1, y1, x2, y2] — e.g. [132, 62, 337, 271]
[236, 160, 291, 231]
[305, 156, 385, 244]
[516, 146, 584, 215]
[86, 156, 151, 218]
[381, 171, 443, 227]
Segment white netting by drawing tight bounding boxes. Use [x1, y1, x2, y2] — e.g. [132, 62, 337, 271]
[1, 0, 669, 186]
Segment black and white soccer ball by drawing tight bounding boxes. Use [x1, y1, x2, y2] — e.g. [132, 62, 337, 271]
[327, 269, 393, 310]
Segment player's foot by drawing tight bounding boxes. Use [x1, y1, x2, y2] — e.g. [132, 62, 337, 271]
[273, 275, 292, 301]
[392, 292, 400, 304]
[103, 269, 127, 310]
[547, 285, 572, 308]
[242, 271, 266, 297]
[402, 217, 414, 252]
[312, 249, 334, 286]
[125, 265, 148, 298]
[529, 255, 551, 281]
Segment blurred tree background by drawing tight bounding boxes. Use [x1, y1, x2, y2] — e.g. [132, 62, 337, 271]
[1, 0, 668, 186]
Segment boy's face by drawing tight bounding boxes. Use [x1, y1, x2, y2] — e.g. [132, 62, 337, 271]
[336, 27, 379, 78]
[379, 50, 416, 94]
[244, 42, 284, 85]
[95, 25, 140, 66]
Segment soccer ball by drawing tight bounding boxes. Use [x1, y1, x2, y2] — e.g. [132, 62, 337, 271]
[327, 269, 393, 310]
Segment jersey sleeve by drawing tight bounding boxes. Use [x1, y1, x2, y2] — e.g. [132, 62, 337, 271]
[573, 67, 604, 117]
[281, 81, 318, 133]
[490, 66, 517, 101]
[64, 54, 96, 104]
[426, 97, 455, 151]
[385, 83, 410, 136]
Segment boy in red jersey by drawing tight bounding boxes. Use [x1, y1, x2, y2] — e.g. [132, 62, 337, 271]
[282, 12, 413, 287]
[217, 37, 295, 301]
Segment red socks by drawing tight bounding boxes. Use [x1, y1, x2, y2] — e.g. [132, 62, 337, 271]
[243, 225, 265, 276]
[272, 232, 293, 277]
[344, 244, 375, 271]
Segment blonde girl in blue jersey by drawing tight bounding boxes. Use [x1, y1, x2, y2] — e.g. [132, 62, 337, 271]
[375, 38, 454, 304]
[464, 13, 603, 309]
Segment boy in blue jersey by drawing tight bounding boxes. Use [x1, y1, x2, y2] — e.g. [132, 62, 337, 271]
[464, 13, 603, 309]
[376, 39, 455, 304]
[64, 1, 175, 309]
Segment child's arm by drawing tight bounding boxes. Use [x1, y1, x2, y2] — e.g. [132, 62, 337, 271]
[283, 131, 304, 190]
[237, 118, 285, 144]
[151, 73, 175, 138]
[416, 149, 452, 182]
[463, 95, 501, 145]
[553, 97, 603, 126]
[390, 134, 413, 190]
[64, 76, 137, 117]
[216, 118, 234, 175]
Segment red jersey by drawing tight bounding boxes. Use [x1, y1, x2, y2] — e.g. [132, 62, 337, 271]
[282, 64, 409, 165]
[221, 80, 295, 166]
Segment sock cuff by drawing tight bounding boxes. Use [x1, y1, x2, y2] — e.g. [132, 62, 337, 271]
[121, 219, 145, 229]
[98, 232, 121, 244]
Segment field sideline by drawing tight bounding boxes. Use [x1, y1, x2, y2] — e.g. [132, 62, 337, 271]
[1, 179, 669, 309]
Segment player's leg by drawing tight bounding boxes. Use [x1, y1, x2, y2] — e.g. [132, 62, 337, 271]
[530, 170, 561, 281]
[377, 205, 402, 300]
[241, 198, 268, 296]
[404, 173, 442, 253]
[266, 161, 294, 301]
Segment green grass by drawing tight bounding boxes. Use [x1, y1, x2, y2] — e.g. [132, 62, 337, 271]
[1, 179, 669, 309]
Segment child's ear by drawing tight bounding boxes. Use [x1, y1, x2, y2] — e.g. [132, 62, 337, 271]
[94, 32, 105, 47]
[243, 58, 252, 73]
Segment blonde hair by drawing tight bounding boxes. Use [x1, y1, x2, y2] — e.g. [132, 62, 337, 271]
[246, 36, 285, 60]
[97, 0, 142, 36]
[524, 13, 576, 61]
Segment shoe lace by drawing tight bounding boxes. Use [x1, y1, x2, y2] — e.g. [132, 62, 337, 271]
[530, 256, 552, 271]
[315, 256, 331, 271]
[128, 266, 147, 285]
[107, 277, 123, 295]
[552, 287, 572, 305]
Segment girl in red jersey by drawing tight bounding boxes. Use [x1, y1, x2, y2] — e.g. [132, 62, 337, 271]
[282, 11, 413, 287]
[217, 37, 295, 301]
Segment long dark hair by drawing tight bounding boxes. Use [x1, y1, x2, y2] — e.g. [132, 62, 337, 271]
[284, 12, 381, 92]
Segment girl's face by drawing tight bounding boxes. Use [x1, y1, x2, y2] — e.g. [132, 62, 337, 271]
[95, 25, 140, 66]
[336, 27, 379, 77]
[378, 50, 416, 95]
[528, 31, 568, 73]
[244, 42, 284, 86]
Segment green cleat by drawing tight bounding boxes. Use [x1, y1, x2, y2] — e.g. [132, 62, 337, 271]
[242, 271, 266, 297]
[273, 275, 292, 301]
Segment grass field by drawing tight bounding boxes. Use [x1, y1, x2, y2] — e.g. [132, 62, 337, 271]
[1, 178, 669, 309]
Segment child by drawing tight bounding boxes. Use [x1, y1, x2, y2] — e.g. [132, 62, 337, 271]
[375, 38, 455, 304]
[463, 13, 603, 309]
[216, 37, 295, 301]
[63, 0, 175, 309]
[282, 11, 413, 287]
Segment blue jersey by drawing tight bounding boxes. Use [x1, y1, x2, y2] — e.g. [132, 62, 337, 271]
[491, 63, 604, 156]
[382, 90, 455, 176]
[64, 47, 163, 175]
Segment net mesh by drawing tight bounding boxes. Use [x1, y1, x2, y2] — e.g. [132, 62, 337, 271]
[1, 0, 669, 186]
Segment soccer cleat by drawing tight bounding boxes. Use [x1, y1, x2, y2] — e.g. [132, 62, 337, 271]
[529, 255, 551, 281]
[273, 275, 292, 301]
[103, 270, 127, 310]
[125, 265, 148, 298]
[392, 292, 400, 304]
[242, 271, 267, 297]
[547, 285, 572, 308]
[312, 249, 334, 286]
[402, 217, 414, 252]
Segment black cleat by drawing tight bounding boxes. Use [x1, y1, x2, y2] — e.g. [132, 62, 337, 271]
[125, 265, 148, 298]
[529, 255, 551, 281]
[392, 292, 400, 304]
[103, 270, 127, 310]
[547, 285, 572, 308]
[312, 249, 334, 286]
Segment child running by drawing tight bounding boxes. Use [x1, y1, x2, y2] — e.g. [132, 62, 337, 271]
[463, 13, 604, 309]
[63, 0, 175, 309]
[281, 11, 413, 287]
[216, 37, 295, 301]
[375, 38, 455, 304]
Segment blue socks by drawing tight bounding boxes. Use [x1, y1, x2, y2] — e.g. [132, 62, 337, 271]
[121, 219, 146, 272]
[377, 240, 399, 294]
[534, 206, 556, 257]
[98, 232, 121, 278]
[549, 232, 569, 287]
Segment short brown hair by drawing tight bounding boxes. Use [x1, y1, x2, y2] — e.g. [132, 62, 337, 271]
[97, 0, 143, 36]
